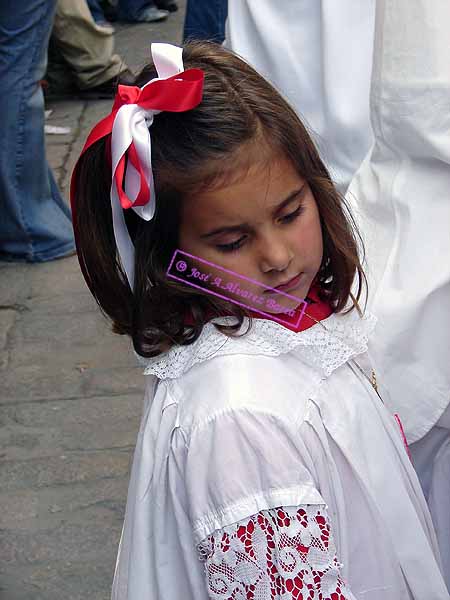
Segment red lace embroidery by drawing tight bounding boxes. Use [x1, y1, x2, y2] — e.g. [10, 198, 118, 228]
[198, 505, 351, 600]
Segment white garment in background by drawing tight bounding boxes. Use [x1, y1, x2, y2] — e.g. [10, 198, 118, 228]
[409, 405, 450, 591]
[345, 1, 450, 584]
[111, 310, 448, 599]
[225, 0, 375, 192]
[347, 0, 450, 446]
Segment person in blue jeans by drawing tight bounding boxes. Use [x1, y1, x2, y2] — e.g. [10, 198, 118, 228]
[86, 0, 107, 24]
[183, 0, 228, 43]
[0, 0, 75, 262]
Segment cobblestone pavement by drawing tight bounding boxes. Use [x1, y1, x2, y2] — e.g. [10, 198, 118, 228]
[0, 5, 185, 599]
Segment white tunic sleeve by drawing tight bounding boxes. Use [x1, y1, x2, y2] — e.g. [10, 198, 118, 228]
[179, 406, 325, 545]
[198, 504, 356, 600]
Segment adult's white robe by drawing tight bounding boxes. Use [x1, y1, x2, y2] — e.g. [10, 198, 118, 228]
[227, 1, 450, 583]
[346, 0, 450, 586]
[225, 0, 376, 193]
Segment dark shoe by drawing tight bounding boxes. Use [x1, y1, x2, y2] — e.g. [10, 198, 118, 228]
[155, 0, 178, 12]
[102, 5, 118, 22]
[77, 69, 136, 100]
[42, 79, 79, 102]
[133, 7, 169, 22]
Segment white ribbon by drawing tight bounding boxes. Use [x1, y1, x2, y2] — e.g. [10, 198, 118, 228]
[110, 43, 184, 289]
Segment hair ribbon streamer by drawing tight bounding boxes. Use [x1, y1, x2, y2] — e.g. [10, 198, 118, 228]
[70, 43, 204, 289]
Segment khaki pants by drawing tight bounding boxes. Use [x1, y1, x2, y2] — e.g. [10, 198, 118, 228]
[48, 0, 128, 90]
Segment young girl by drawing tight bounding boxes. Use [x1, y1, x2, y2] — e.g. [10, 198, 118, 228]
[71, 42, 448, 600]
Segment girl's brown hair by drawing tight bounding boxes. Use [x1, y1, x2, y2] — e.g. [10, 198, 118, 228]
[73, 41, 366, 358]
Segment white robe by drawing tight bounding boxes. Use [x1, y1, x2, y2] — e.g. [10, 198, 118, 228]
[345, 0, 450, 584]
[227, 0, 450, 582]
[347, 0, 450, 445]
[225, 0, 375, 192]
[111, 310, 448, 599]
[226, 0, 450, 442]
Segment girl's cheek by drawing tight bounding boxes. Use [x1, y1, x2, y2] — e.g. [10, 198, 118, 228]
[293, 221, 323, 267]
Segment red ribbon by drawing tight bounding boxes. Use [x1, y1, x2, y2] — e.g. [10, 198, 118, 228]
[394, 413, 412, 460]
[70, 68, 204, 219]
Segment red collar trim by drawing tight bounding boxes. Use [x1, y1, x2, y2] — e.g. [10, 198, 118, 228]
[184, 285, 333, 333]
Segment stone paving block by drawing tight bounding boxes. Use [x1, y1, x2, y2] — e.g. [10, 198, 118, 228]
[0, 364, 86, 405]
[1, 506, 121, 566]
[27, 256, 84, 299]
[0, 363, 144, 405]
[79, 99, 111, 124]
[8, 307, 136, 373]
[45, 143, 69, 170]
[15, 307, 108, 344]
[0, 449, 132, 492]
[44, 102, 83, 190]
[30, 289, 97, 316]
[51, 166, 65, 189]
[83, 365, 145, 397]
[23, 255, 97, 314]
[0, 308, 17, 370]
[1, 394, 142, 461]
[46, 100, 84, 130]
[61, 99, 110, 194]
[0, 489, 40, 528]
[0, 309, 16, 350]
[1, 477, 129, 531]
[114, 18, 184, 71]
[0, 570, 47, 600]
[1, 559, 115, 600]
[9, 334, 134, 373]
[45, 134, 73, 146]
[0, 264, 31, 306]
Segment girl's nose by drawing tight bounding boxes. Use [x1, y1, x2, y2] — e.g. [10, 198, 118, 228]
[258, 238, 293, 273]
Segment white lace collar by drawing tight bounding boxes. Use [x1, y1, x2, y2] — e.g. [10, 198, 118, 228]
[140, 309, 377, 380]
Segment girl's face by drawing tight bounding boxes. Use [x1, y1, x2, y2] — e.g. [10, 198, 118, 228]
[178, 153, 323, 315]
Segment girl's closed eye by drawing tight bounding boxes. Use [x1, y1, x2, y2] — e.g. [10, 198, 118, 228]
[279, 204, 304, 223]
[215, 205, 304, 253]
[216, 236, 247, 253]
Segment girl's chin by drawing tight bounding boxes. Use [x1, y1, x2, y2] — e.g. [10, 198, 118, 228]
[259, 301, 304, 316]
[259, 283, 310, 315]
[251, 294, 307, 317]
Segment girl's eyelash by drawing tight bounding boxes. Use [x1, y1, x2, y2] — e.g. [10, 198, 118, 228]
[216, 205, 304, 253]
[216, 237, 246, 253]
[280, 205, 303, 223]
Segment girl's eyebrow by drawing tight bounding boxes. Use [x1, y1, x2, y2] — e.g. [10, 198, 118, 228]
[200, 186, 306, 239]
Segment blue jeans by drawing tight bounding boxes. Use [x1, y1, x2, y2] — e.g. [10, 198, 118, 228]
[0, 0, 75, 262]
[86, 0, 106, 23]
[183, 0, 228, 43]
[118, 0, 156, 21]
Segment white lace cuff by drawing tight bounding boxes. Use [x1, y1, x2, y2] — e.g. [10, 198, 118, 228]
[198, 504, 354, 599]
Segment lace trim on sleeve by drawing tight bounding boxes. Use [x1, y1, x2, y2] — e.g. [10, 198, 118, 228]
[197, 504, 351, 600]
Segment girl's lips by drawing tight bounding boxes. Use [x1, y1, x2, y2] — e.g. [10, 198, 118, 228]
[265, 272, 304, 294]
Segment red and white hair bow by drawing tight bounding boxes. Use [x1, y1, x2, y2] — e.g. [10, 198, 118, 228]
[71, 43, 204, 289]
